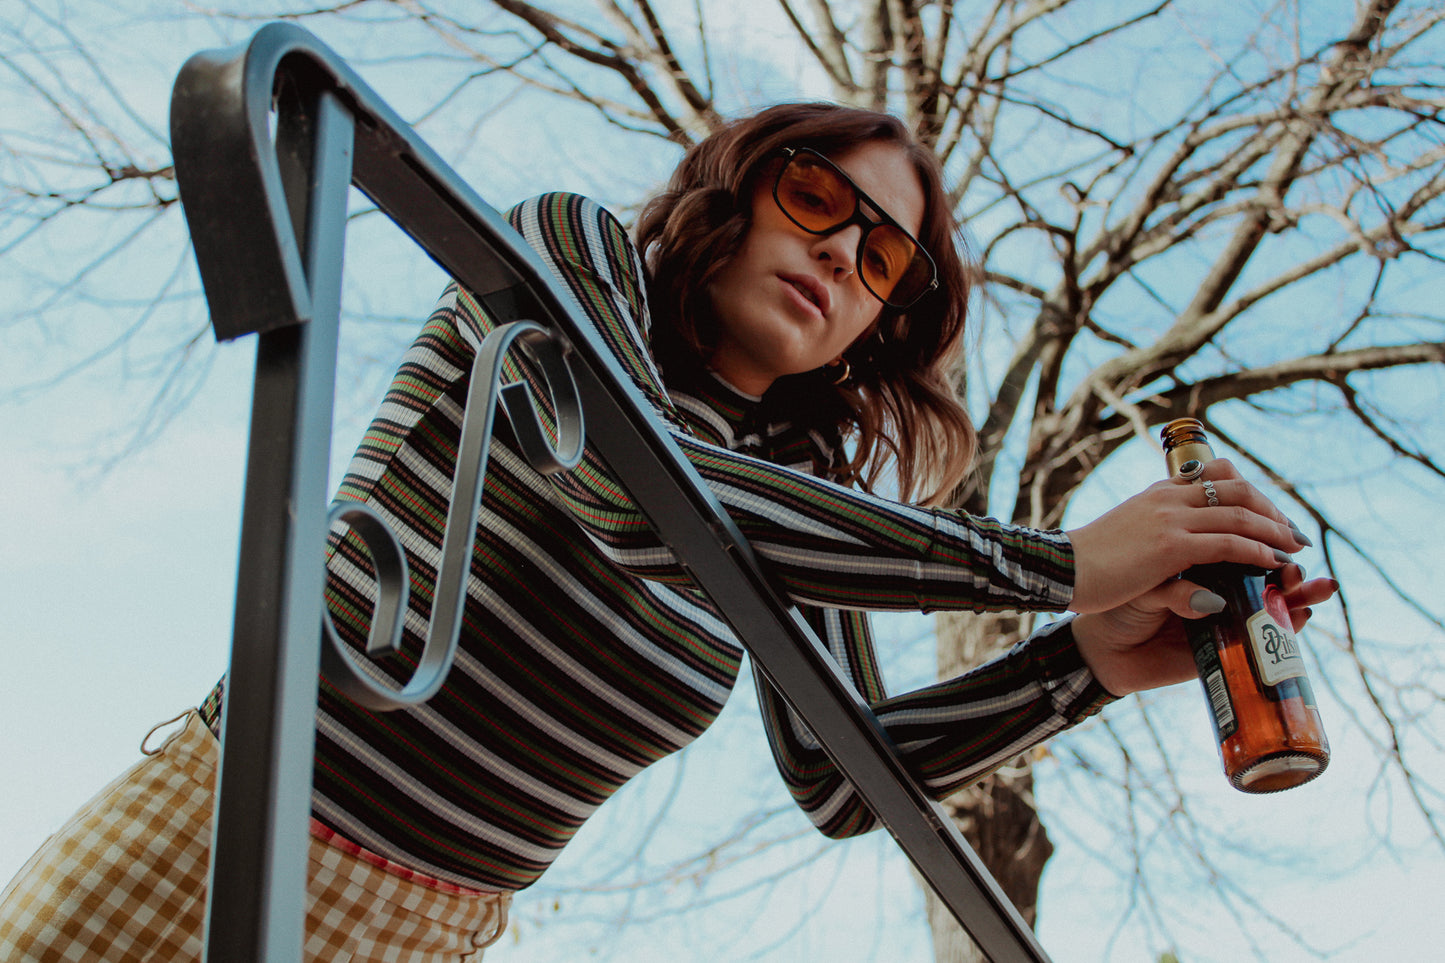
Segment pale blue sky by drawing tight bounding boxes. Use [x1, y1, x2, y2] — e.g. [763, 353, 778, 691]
[4, 3, 1443, 960]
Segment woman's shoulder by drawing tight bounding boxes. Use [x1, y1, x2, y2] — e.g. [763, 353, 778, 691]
[507, 192, 629, 238]
[506, 193, 642, 293]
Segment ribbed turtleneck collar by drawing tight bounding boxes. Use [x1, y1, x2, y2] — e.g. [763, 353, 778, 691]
[668, 368, 773, 453]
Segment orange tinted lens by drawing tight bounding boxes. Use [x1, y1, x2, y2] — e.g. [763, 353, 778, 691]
[862, 226, 924, 303]
[892, 247, 935, 305]
[777, 157, 854, 230]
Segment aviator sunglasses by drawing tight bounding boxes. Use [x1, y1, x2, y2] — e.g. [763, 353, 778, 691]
[772, 147, 939, 309]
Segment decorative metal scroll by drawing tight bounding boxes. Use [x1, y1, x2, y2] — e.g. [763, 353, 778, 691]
[170, 22, 1052, 963]
[322, 321, 582, 709]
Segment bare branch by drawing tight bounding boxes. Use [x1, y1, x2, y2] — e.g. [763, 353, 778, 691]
[487, 0, 693, 141]
[594, 0, 719, 132]
[1100, 341, 1445, 434]
[775, 0, 853, 98]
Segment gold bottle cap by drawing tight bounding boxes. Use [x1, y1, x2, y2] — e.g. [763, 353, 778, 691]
[1161, 417, 1215, 477]
[1161, 417, 1208, 450]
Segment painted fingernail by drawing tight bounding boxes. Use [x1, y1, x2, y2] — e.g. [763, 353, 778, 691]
[1274, 549, 1293, 565]
[1290, 523, 1314, 548]
[1190, 590, 1227, 614]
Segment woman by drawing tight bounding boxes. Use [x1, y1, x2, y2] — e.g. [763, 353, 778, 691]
[0, 103, 1333, 961]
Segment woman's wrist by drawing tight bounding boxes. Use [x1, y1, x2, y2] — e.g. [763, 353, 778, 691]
[1070, 613, 1128, 698]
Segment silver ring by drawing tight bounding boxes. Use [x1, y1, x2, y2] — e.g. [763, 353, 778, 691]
[1177, 459, 1205, 481]
[1202, 479, 1220, 507]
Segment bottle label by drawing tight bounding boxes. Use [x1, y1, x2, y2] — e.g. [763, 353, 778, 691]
[1246, 584, 1306, 686]
[1186, 626, 1237, 740]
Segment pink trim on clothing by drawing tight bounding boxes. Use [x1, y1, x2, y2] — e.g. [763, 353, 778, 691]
[307, 819, 498, 897]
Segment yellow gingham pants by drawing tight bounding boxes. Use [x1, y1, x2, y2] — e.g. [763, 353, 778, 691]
[0, 712, 510, 962]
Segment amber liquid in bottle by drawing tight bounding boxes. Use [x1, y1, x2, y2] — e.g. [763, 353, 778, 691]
[1161, 418, 1330, 793]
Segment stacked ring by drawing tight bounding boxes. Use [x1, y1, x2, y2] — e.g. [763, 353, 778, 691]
[1202, 479, 1220, 507]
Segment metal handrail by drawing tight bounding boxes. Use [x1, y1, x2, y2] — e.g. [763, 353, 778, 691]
[169, 22, 1051, 963]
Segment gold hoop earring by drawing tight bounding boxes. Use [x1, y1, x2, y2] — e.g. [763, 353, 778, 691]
[829, 358, 852, 385]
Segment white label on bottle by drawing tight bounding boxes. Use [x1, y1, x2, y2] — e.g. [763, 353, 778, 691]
[1246, 598, 1306, 687]
[1204, 668, 1236, 735]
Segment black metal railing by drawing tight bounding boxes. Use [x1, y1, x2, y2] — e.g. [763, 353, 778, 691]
[170, 23, 1052, 963]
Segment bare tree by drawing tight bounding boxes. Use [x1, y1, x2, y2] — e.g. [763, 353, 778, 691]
[5, 0, 1443, 959]
[306, 2, 1443, 958]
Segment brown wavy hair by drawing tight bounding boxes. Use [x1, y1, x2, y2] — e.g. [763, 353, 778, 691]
[635, 102, 975, 506]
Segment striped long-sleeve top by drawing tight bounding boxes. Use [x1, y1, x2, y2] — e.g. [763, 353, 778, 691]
[201, 192, 1112, 893]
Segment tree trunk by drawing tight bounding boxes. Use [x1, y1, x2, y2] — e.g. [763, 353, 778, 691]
[921, 610, 1052, 963]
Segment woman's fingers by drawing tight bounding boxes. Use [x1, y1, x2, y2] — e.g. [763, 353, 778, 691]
[1067, 459, 1313, 614]
[1072, 581, 1199, 696]
[1186, 565, 1338, 635]
[1073, 568, 1339, 697]
[1277, 567, 1339, 632]
[1172, 527, 1296, 572]
[1173, 459, 1311, 543]
[1276, 561, 1306, 594]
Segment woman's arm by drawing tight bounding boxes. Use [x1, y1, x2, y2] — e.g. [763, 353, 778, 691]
[502, 193, 1077, 616]
[1071, 562, 1338, 697]
[503, 193, 1305, 620]
[501, 192, 1318, 834]
[1066, 462, 1309, 614]
[755, 612, 1108, 838]
[756, 565, 1337, 838]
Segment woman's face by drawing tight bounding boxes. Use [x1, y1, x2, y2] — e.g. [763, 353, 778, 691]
[705, 140, 926, 396]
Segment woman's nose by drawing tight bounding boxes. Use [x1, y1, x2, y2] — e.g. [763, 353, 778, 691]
[812, 224, 864, 280]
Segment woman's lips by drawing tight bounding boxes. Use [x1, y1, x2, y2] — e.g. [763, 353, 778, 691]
[780, 274, 829, 316]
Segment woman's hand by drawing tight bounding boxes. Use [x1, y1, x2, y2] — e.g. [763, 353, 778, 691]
[1072, 564, 1339, 697]
[1066, 458, 1311, 614]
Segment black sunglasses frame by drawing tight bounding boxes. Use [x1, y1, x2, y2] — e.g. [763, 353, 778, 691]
[772, 147, 939, 310]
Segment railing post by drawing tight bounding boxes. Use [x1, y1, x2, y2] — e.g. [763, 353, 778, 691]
[201, 87, 354, 963]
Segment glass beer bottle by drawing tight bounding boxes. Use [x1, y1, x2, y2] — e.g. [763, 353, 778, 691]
[1161, 418, 1330, 793]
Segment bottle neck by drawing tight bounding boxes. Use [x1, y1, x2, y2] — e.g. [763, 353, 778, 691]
[1165, 439, 1215, 478]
